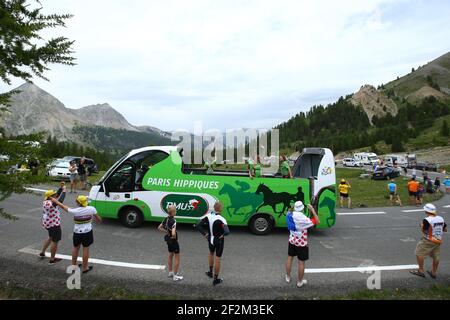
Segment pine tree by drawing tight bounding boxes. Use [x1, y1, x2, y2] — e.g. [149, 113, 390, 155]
[0, 0, 75, 105]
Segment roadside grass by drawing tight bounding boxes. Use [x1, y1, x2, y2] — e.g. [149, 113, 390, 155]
[1, 281, 448, 300]
[324, 285, 450, 300]
[0, 282, 177, 300]
[336, 168, 442, 208]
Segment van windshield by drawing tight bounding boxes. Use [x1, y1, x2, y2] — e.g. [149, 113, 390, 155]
[99, 152, 130, 184]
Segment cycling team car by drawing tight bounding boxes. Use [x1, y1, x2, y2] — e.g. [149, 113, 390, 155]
[342, 158, 362, 167]
[89, 146, 336, 235]
[372, 166, 401, 180]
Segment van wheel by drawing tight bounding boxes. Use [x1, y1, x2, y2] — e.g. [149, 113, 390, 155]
[249, 214, 273, 235]
[120, 207, 143, 228]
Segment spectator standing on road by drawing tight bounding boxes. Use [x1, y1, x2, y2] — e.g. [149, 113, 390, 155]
[338, 179, 352, 209]
[158, 205, 183, 282]
[407, 178, 419, 205]
[387, 179, 402, 207]
[285, 201, 320, 288]
[410, 203, 447, 279]
[197, 202, 230, 286]
[77, 157, 87, 190]
[443, 176, 450, 194]
[425, 178, 434, 194]
[51, 195, 102, 274]
[280, 155, 293, 179]
[434, 177, 441, 193]
[411, 167, 417, 180]
[39, 187, 66, 265]
[417, 183, 425, 206]
[422, 170, 429, 183]
[69, 161, 78, 193]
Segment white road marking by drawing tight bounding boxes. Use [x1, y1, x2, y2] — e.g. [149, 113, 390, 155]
[305, 264, 418, 274]
[399, 237, 416, 242]
[337, 211, 386, 216]
[26, 207, 41, 213]
[19, 247, 166, 270]
[443, 205, 450, 208]
[25, 187, 47, 193]
[402, 209, 423, 213]
[19, 247, 417, 274]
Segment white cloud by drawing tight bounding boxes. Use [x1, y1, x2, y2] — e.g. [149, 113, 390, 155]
[1, 0, 449, 131]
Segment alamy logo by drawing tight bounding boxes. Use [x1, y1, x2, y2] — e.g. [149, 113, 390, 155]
[66, 265, 81, 290]
[359, 260, 381, 290]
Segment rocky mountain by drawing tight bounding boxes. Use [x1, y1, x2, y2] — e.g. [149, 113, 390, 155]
[0, 82, 171, 149]
[350, 84, 398, 123]
[74, 103, 138, 132]
[348, 52, 450, 121]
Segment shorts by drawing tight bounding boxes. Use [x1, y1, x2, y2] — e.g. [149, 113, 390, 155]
[415, 239, 440, 261]
[47, 226, 62, 243]
[408, 191, 417, 197]
[70, 173, 78, 182]
[389, 191, 397, 196]
[78, 174, 86, 182]
[288, 243, 309, 261]
[209, 238, 224, 258]
[340, 193, 349, 198]
[73, 230, 94, 247]
[167, 239, 180, 254]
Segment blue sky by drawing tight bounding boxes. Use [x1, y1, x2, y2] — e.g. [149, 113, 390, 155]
[2, 0, 449, 131]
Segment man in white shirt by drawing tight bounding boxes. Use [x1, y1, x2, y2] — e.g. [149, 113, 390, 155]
[410, 203, 447, 279]
[52, 195, 102, 273]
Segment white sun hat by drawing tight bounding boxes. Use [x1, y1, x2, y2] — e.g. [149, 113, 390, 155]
[423, 203, 437, 215]
[294, 201, 304, 212]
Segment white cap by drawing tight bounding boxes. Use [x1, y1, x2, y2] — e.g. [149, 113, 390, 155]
[294, 201, 304, 212]
[423, 203, 437, 215]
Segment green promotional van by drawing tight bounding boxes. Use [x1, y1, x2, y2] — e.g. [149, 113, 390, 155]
[89, 146, 336, 234]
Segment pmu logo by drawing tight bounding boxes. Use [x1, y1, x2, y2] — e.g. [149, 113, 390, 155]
[161, 194, 209, 217]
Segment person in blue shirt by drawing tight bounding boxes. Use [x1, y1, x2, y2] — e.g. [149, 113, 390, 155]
[444, 176, 450, 194]
[387, 179, 402, 207]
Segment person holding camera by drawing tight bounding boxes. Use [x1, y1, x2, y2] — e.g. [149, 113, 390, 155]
[158, 205, 183, 282]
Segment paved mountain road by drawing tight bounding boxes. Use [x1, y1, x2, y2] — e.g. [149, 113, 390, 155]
[0, 189, 449, 299]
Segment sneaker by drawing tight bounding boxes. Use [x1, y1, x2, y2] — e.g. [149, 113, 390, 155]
[296, 279, 308, 288]
[205, 271, 213, 278]
[48, 258, 62, 265]
[173, 274, 184, 282]
[213, 278, 223, 286]
[168, 272, 174, 278]
[38, 252, 46, 259]
[285, 274, 291, 283]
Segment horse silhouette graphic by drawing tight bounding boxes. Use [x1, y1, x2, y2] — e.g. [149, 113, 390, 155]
[319, 195, 336, 227]
[255, 184, 304, 217]
[219, 183, 263, 218]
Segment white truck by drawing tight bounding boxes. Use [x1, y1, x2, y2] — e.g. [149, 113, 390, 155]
[353, 152, 380, 166]
[384, 153, 417, 168]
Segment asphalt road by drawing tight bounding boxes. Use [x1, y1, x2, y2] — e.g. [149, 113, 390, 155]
[0, 187, 449, 299]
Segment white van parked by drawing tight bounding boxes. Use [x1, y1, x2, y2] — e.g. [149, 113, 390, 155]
[384, 154, 416, 168]
[353, 152, 380, 166]
[342, 158, 362, 167]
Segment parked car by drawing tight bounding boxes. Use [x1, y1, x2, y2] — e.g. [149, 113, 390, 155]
[372, 166, 401, 180]
[62, 156, 98, 175]
[342, 158, 362, 167]
[47, 159, 72, 180]
[414, 162, 438, 172]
